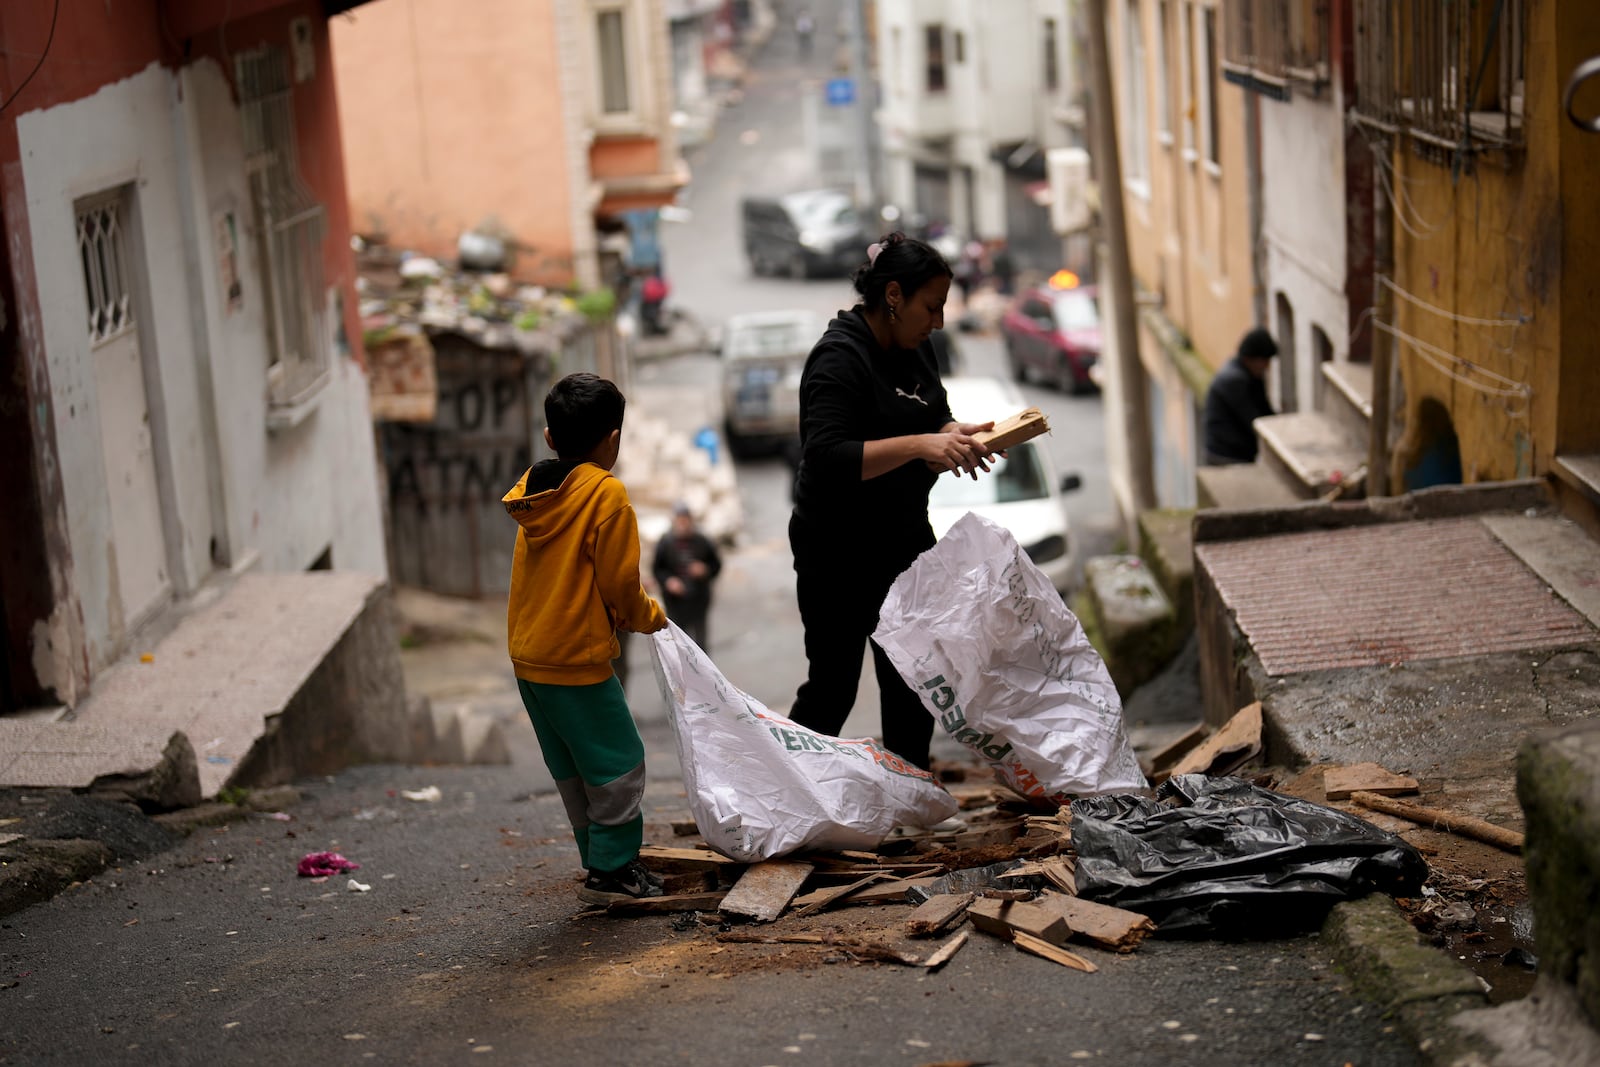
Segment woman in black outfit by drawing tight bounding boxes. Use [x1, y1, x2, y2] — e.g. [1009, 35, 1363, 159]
[786, 232, 999, 770]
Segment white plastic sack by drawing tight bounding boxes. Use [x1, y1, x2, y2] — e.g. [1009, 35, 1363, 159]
[650, 622, 959, 862]
[874, 512, 1147, 805]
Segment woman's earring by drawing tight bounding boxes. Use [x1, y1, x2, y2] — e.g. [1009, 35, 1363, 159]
[888, 304, 898, 321]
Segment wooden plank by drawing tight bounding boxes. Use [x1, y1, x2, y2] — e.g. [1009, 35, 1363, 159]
[1013, 931, 1099, 972]
[1349, 791, 1524, 853]
[967, 897, 1071, 946]
[1144, 721, 1209, 782]
[1324, 763, 1421, 800]
[605, 890, 728, 915]
[719, 860, 815, 922]
[975, 407, 1050, 452]
[1169, 702, 1263, 777]
[638, 845, 742, 870]
[1035, 893, 1156, 952]
[789, 872, 892, 919]
[670, 819, 700, 837]
[906, 892, 975, 937]
[923, 931, 970, 970]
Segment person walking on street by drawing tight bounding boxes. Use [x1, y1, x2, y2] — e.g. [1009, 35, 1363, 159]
[786, 232, 999, 771]
[1203, 327, 1278, 465]
[652, 502, 723, 652]
[502, 373, 667, 904]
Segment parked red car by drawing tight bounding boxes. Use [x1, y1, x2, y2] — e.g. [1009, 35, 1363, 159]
[1000, 281, 1102, 394]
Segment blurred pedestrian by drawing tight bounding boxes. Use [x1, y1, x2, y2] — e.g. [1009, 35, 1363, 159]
[796, 9, 814, 57]
[652, 503, 723, 652]
[1203, 327, 1278, 464]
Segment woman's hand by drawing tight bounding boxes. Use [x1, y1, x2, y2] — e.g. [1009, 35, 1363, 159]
[920, 425, 996, 480]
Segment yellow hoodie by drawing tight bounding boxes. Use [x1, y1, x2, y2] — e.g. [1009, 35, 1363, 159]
[503, 461, 666, 685]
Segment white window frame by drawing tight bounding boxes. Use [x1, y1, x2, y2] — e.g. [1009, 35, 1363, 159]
[1199, 4, 1221, 174]
[589, 0, 656, 134]
[1156, 0, 1173, 144]
[236, 45, 330, 417]
[1179, 0, 1196, 158]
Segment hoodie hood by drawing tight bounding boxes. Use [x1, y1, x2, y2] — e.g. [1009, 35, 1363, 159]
[503, 460, 610, 544]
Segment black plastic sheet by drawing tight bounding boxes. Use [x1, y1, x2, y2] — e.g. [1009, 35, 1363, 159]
[1069, 774, 1428, 936]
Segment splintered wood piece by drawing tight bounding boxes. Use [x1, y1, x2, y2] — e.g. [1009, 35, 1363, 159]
[1324, 763, 1421, 800]
[1169, 702, 1263, 778]
[1035, 893, 1156, 952]
[789, 872, 892, 919]
[605, 890, 728, 915]
[967, 897, 1071, 946]
[719, 860, 815, 922]
[1013, 931, 1099, 972]
[660, 869, 717, 896]
[670, 819, 700, 837]
[788, 875, 937, 912]
[923, 931, 970, 970]
[1349, 791, 1524, 853]
[1039, 857, 1077, 896]
[979, 888, 1034, 902]
[906, 892, 976, 937]
[974, 407, 1050, 452]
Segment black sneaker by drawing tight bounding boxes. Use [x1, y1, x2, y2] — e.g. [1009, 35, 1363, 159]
[577, 859, 665, 904]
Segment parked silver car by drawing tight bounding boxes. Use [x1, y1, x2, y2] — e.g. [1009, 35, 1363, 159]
[718, 309, 819, 457]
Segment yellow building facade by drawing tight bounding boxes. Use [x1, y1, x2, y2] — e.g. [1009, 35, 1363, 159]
[1359, 0, 1600, 527]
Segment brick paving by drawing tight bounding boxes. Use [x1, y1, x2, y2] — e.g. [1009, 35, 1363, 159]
[1196, 517, 1596, 676]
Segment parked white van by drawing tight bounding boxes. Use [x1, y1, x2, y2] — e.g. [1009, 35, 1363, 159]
[928, 376, 1081, 594]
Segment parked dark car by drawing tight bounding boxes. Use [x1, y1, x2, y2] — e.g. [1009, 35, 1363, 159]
[741, 189, 868, 279]
[1000, 282, 1102, 394]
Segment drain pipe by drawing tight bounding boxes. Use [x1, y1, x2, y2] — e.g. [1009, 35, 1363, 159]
[1085, 0, 1156, 516]
[1368, 134, 1393, 498]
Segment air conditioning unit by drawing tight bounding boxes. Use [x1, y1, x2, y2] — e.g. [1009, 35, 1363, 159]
[1047, 147, 1091, 235]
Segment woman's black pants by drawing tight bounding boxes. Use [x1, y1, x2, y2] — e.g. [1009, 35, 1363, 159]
[786, 513, 935, 770]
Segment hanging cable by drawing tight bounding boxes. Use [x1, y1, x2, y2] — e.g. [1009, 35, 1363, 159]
[0, 0, 61, 118]
[1379, 276, 1527, 328]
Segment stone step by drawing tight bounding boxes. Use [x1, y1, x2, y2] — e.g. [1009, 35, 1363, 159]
[1254, 410, 1367, 498]
[1320, 360, 1373, 446]
[0, 573, 409, 801]
[408, 696, 512, 766]
[1195, 461, 1303, 511]
[1083, 554, 1179, 696]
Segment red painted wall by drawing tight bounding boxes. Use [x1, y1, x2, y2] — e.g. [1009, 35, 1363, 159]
[0, 0, 366, 367]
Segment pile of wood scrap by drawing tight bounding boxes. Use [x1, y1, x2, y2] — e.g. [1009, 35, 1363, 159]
[594, 789, 1156, 974]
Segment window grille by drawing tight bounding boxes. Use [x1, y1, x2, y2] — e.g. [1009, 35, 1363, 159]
[1354, 0, 1525, 154]
[1223, 0, 1331, 98]
[76, 193, 135, 346]
[236, 46, 329, 408]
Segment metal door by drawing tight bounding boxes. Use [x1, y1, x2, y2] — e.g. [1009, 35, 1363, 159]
[77, 190, 171, 632]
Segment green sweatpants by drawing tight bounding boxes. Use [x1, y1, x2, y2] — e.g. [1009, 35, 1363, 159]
[516, 676, 647, 873]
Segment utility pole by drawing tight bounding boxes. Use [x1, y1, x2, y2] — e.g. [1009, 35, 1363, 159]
[1085, 0, 1156, 515]
[847, 0, 879, 216]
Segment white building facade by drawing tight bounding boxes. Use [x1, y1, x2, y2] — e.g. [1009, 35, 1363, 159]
[875, 0, 1083, 268]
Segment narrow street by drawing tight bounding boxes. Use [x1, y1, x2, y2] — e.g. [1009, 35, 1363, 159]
[1, 14, 1419, 1067]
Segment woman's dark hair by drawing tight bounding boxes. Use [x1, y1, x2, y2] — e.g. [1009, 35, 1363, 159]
[544, 372, 626, 457]
[851, 232, 952, 312]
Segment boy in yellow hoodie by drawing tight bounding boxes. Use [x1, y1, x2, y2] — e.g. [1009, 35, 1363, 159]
[503, 373, 668, 903]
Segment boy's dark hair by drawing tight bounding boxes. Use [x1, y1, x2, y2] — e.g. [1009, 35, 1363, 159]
[544, 373, 626, 457]
[851, 231, 953, 312]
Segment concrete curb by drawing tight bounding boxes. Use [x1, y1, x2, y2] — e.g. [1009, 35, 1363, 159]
[1322, 894, 1495, 1066]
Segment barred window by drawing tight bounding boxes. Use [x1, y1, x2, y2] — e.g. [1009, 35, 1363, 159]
[1223, 0, 1331, 98]
[76, 193, 135, 346]
[236, 46, 330, 410]
[1354, 0, 1525, 154]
